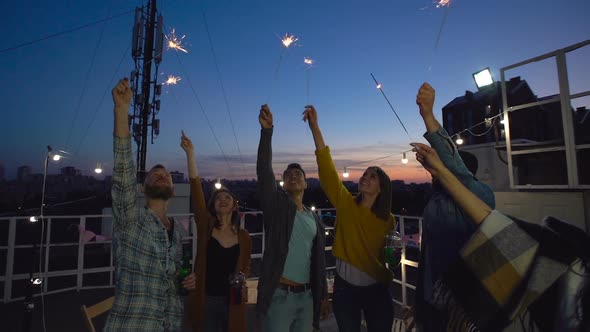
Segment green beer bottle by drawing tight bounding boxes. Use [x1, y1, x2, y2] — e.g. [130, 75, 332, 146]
[177, 255, 192, 296]
[384, 230, 402, 269]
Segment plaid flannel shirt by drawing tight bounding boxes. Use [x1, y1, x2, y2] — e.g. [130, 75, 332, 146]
[443, 211, 571, 331]
[104, 136, 185, 331]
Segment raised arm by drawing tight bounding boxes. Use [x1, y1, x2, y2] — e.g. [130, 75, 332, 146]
[181, 130, 199, 179]
[304, 105, 353, 209]
[412, 142, 492, 225]
[256, 104, 278, 214]
[417, 83, 473, 182]
[111, 78, 138, 231]
[180, 132, 210, 236]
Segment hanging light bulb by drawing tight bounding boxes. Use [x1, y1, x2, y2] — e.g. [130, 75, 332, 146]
[29, 216, 38, 222]
[31, 277, 43, 285]
[279, 180, 284, 187]
[343, 167, 349, 178]
[401, 152, 409, 164]
[500, 114, 508, 126]
[52, 154, 61, 161]
[94, 163, 103, 174]
[455, 133, 464, 145]
[215, 178, 222, 189]
[311, 206, 316, 211]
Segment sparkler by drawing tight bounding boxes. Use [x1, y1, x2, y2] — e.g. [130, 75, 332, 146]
[433, 0, 451, 51]
[165, 28, 188, 53]
[268, 33, 300, 102]
[163, 75, 181, 85]
[370, 73, 413, 141]
[436, 0, 451, 8]
[304, 57, 314, 103]
[425, 0, 452, 75]
[274, 33, 299, 77]
[281, 33, 299, 48]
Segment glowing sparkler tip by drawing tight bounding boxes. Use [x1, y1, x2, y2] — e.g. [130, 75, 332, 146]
[164, 75, 181, 85]
[165, 28, 189, 53]
[436, 0, 451, 8]
[281, 33, 299, 48]
[304, 57, 313, 65]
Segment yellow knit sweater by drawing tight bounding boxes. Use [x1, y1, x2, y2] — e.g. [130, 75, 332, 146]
[316, 147, 396, 283]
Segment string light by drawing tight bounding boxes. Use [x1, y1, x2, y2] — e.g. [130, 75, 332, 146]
[342, 167, 349, 178]
[94, 163, 103, 174]
[500, 115, 507, 125]
[29, 216, 38, 222]
[279, 180, 284, 187]
[215, 178, 222, 190]
[401, 152, 409, 164]
[338, 109, 512, 173]
[31, 277, 43, 285]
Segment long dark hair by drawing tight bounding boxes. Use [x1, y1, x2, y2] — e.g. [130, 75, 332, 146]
[207, 188, 240, 234]
[355, 166, 392, 222]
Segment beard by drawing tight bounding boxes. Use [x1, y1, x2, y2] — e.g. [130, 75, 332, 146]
[144, 183, 174, 200]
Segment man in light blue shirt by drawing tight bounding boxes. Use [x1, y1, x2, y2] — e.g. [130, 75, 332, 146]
[257, 105, 329, 332]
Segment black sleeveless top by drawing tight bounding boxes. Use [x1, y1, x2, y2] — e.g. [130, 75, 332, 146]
[205, 237, 240, 296]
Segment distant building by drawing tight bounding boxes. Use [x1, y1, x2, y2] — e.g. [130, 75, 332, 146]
[170, 171, 185, 183]
[442, 76, 590, 189]
[17, 165, 32, 182]
[442, 77, 564, 146]
[61, 166, 81, 176]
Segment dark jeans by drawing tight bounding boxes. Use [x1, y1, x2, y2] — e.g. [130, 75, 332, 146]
[205, 295, 228, 332]
[332, 274, 394, 332]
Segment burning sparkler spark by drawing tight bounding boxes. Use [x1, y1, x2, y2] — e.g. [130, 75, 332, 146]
[166, 29, 188, 53]
[164, 75, 181, 85]
[304, 57, 314, 65]
[281, 33, 299, 48]
[436, 0, 451, 8]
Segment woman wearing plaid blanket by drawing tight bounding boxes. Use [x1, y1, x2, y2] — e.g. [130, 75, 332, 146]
[411, 141, 589, 332]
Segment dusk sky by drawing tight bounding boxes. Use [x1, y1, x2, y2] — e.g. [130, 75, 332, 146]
[1, 0, 588, 183]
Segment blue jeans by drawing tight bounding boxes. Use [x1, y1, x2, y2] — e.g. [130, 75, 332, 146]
[263, 288, 313, 332]
[332, 274, 394, 332]
[205, 295, 228, 332]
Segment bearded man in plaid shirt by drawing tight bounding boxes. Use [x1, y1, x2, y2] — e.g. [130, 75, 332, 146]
[104, 78, 196, 331]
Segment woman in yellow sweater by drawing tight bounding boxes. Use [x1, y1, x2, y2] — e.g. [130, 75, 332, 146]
[303, 105, 396, 332]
